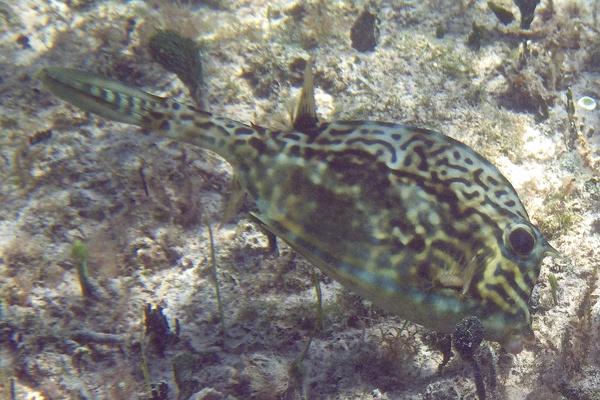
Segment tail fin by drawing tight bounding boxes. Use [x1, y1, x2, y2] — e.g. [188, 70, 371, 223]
[34, 67, 167, 128]
[35, 66, 273, 171]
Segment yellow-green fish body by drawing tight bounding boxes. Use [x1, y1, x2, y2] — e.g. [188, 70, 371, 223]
[35, 65, 555, 353]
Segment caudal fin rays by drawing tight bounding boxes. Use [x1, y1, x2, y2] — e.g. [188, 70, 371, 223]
[35, 67, 166, 127]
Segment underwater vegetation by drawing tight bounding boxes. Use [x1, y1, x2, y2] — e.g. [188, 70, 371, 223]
[148, 29, 204, 107]
[144, 303, 180, 358]
[70, 240, 100, 300]
[452, 317, 486, 400]
[2, 0, 600, 399]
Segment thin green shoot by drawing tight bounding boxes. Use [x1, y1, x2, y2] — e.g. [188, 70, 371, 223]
[139, 329, 153, 399]
[206, 221, 227, 337]
[290, 265, 324, 390]
[70, 240, 95, 298]
[548, 272, 559, 306]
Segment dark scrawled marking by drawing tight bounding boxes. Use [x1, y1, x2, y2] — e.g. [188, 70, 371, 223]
[235, 127, 255, 136]
[288, 145, 301, 157]
[193, 120, 211, 129]
[371, 121, 398, 128]
[194, 120, 216, 131]
[407, 235, 426, 253]
[496, 266, 529, 302]
[406, 175, 494, 240]
[429, 145, 451, 157]
[435, 157, 469, 173]
[389, 217, 414, 236]
[461, 190, 480, 200]
[327, 125, 358, 136]
[215, 124, 232, 138]
[522, 271, 536, 290]
[180, 113, 195, 121]
[283, 132, 301, 141]
[486, 277, 518, 306]
[430, 170, 473, 187]
[285, 139, 509, 249]
[112, 92, 123, 108]
[150, 111, 165, 120]
[487, 176, 500, 186]
[299, 123, 330, 144]
[479, 196, 514, 218]
[399, 135, 423, 151]
[417, 261, 432, 282]
[346, 137, 398, 163]
[388, 238, 406, 255]
[423, 185, 503, 240]
[249, 137, 268, 154]
[472, 168, 489, 191]
[406, 127, 438, 141]
[315, 136, 344, 146]
[250, 124, 267, 136]
[413, 146, 429, 171]
[127, 95, 136, 113]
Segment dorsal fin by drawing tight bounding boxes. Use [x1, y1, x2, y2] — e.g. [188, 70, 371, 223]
[292, 57, 319, 132]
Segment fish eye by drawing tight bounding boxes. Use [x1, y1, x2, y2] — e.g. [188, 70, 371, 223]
[506, 225, 536, 256]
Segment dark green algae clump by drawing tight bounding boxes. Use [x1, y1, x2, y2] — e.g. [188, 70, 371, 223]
[148, 29, 204, 106]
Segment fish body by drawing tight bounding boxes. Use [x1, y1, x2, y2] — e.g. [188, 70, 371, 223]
[35, 65, 555, 353]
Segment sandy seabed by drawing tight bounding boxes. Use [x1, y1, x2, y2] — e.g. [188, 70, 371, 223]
[1, 0, 600, 399]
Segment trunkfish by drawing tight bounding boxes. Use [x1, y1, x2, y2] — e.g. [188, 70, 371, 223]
[35, 59, 556, 354]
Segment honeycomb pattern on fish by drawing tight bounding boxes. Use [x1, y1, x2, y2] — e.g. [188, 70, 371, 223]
[35, 66, 556, 354]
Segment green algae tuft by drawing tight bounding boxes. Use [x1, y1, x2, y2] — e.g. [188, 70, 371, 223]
[148, 29, 204, 106]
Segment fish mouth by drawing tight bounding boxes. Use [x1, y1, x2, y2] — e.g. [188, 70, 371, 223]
[543, 240, 560, 258]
